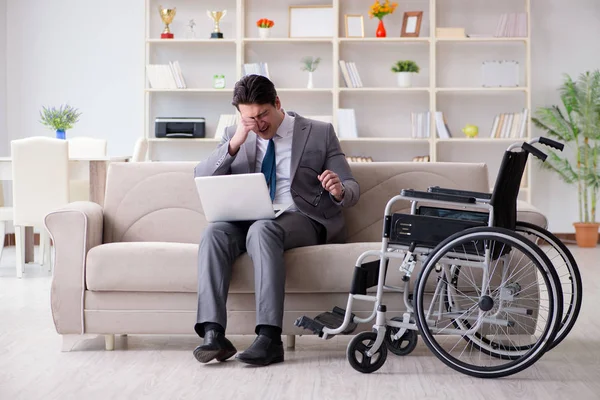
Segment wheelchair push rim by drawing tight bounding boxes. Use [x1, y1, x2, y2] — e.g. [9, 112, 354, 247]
[414, 226, 563, 379]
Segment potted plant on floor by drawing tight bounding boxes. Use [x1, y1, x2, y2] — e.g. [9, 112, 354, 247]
[532, 70, 600, 247]
[391, 60, 420, 88]
[40, 104, 82, 140]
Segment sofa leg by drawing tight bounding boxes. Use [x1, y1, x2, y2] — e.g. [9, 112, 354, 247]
[286, 335, 296, 349]
[105, 334, 115, 351]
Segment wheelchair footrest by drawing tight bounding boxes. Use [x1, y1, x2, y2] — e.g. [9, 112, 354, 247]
[294, 307, 358, 337]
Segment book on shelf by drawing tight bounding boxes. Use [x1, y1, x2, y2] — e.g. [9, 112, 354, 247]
[338, 60, 363, 88]
[337, 109, 358, 138]
[435, 111, 452, 138]
[412, 155, 430, 162]
[489, 108, 529, 138]
[495, 13, 527, 37]
[146, 61, 187, 89]
[436, 27, 466, 38]
[346, 156, 373, 163]
[215, 114, 240, 140]
[411, 112, 431, 138]
[243, 63, 270, 79]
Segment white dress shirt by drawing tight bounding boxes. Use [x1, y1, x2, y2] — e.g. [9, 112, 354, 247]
[255, 110, 296, 209]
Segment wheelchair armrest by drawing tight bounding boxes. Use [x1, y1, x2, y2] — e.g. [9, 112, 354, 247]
[428, 186, 492, 200]
[401, 189, 476, 204]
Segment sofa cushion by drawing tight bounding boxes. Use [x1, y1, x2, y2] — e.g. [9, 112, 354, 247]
[517, 200, 548, 229]
[86, 242, 403, 293]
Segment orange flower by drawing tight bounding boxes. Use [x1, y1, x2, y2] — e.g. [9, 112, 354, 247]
[256, 18, 274, 28]
[369, 0, 397, 19]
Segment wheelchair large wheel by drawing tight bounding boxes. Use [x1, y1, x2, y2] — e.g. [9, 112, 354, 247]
[515, 221, 582, 351]
[414, 226, 563, 379]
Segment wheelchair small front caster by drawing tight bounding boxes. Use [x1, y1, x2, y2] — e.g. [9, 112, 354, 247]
[347, 331, 387, 373]
[385, 321, 418, 356]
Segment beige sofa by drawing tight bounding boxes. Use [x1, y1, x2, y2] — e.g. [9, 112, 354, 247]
[44, 161, 547, 350]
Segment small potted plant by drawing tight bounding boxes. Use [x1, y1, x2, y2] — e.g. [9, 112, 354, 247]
[532, 70, 600, 247]
[256, 18, 274, 39]
[39, 104, 82, 140]
[369, 0, 398, 37]
[301, 56, 321, 89]
[391, 60, 420, 87]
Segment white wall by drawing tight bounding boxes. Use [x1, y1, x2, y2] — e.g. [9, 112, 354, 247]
[530, 0, 600, 232]
[2, 0, 598, 232]
[6, 0, 144, 157]
[0, 0, 7, 157]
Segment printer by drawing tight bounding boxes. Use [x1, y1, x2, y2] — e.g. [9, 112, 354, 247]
[155, 117, 206, 138]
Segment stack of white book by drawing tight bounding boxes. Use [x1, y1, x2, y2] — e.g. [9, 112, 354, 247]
[337, 109, 358, 138]
[435, 111, 452, 139]
[495, 13, 528, 37]
[215, 114, 240, 140]
[489, 109, 529, 138]
[243, 63, 270, 79]
[146, 61, 187, 89]
[411, 112, 431, 138]
[339, 61, 363, 88]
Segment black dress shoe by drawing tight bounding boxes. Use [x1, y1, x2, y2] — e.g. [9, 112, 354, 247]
[193, 330, 237, 363]
[235, 335, 284, 366]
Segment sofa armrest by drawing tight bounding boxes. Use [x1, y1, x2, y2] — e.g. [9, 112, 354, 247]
[517, 200, 548, 230]
[44, 201, 104, 334]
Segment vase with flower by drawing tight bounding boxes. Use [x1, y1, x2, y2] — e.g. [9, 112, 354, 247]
[369, 0, 398, 38]
[39, 104, 82, 140]
[256, 18, 274, 39]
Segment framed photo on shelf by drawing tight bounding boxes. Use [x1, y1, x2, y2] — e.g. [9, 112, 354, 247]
[345, 15, 364, 38]
[289, 5, 334, 38]
[401, 11, 423, 37]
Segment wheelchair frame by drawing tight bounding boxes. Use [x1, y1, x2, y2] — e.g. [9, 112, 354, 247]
[295, 137, 577, 378]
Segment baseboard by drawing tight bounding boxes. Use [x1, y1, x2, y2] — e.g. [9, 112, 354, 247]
[4, 233, 41, 246]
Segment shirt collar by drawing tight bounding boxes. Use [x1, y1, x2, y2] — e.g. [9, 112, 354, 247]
[275, 109, 294, 138]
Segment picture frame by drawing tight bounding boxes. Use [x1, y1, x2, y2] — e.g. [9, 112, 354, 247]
[401, 11, 423, 37]
[289, 5, 334, 38]
[345, 14, 364, 38]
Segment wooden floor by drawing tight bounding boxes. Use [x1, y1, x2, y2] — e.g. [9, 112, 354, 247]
[1, 244, 599, 400]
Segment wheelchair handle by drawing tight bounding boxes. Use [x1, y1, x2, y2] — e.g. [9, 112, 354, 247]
[522, 142, 548, 162]
[538, 137, 565, 151]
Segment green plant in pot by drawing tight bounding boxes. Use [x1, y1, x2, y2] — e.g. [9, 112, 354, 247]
[532, 70, 600, 247]
[391, 60, 419, 88]
[40, 104, 82, 140]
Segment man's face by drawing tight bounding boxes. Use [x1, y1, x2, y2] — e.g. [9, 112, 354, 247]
[238, 97, 284, 140]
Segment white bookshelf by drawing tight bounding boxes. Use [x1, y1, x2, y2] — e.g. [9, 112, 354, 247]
[144, 0, 532, 201]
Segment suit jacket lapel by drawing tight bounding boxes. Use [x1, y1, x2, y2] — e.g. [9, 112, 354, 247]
[290, 114, 311, 184]
[243, 132, 257, 173]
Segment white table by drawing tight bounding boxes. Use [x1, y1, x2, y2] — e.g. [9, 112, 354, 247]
[0, 156, 130, 262]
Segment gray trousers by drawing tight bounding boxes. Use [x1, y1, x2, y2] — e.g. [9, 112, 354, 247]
[195, 211, 323, 337]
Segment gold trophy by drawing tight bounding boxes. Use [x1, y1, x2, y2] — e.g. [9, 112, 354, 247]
[207, 10, 227, 39]
[158, 5, 176, 39]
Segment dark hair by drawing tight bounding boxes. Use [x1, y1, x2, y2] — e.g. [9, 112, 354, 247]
[231, 75, 277, 109]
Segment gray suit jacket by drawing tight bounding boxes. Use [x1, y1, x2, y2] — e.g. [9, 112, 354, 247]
[194, 111, 360, 243]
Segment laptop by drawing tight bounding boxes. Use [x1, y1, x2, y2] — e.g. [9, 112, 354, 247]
[194, 173, 292, 222]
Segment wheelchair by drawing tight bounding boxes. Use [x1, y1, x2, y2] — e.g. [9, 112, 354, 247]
[295, 136, 582, 378]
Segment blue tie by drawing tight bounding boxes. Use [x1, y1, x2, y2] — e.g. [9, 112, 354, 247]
[261, 139, 276, 201]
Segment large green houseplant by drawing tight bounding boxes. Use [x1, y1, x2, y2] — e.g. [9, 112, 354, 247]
[532, 70, 600, 247]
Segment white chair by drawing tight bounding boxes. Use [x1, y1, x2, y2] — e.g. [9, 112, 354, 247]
[131, 137, 148, 162]
[67, 137, 107, 158]
[0, 182, 14, 262]
[11, 137, 69, 278]
[68, 137, 107, 201]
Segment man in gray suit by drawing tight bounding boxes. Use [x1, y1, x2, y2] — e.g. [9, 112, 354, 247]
[193, 75, 359, 366]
